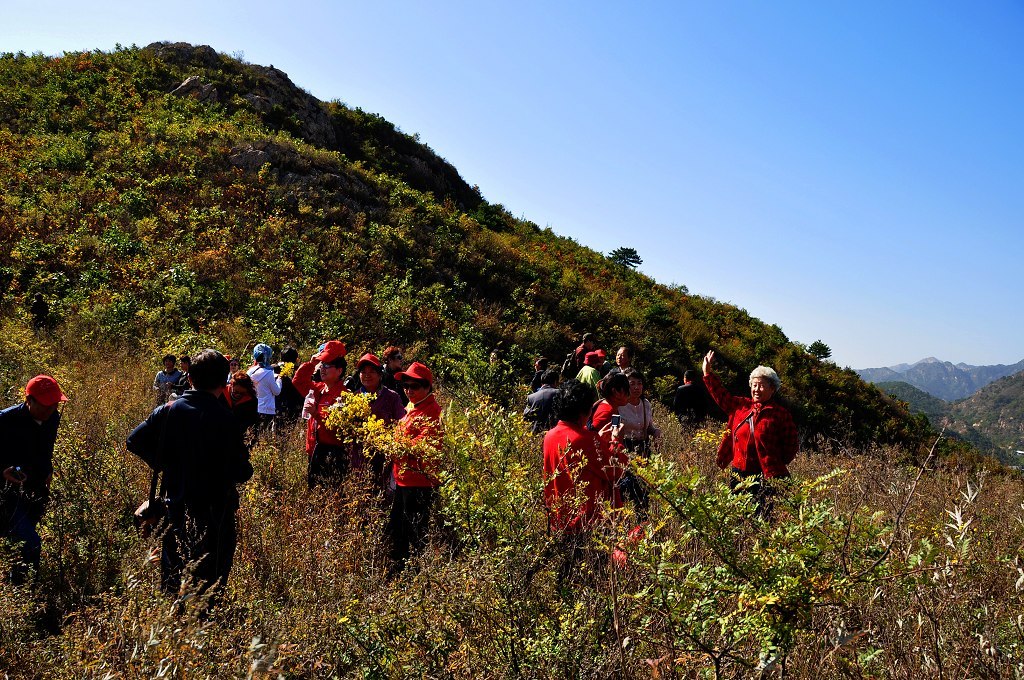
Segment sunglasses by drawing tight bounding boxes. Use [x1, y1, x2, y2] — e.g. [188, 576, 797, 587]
[401, 382, 425, 390]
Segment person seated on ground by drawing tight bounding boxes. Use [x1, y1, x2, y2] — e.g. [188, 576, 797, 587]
[293, 341, 351, 489]
[575, 351, 603, 393]
[225, 371, 260, 446]
[524, 368, 560, 434]
[673, 369, 711, 424]
[529, 357, 549, 393]
[701, 350, 798, 518]
[246, 344, 282, 435]
[0, 375, 67, 583]
[154, 355, 183, 404]
[388, 361, 443, 574]
[543, 380, 627, 535]
[381, 346, 408, 406]
[275, 347, 303, 422]
[352, 353, 406, 493]
[618, 369, 662, 455]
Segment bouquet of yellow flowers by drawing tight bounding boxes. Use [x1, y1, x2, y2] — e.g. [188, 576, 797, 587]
[323, 391, 381, 445]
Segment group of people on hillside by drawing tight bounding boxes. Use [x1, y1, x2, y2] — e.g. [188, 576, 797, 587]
[534, 333, 799, 545]
[1, 331, 798, 610]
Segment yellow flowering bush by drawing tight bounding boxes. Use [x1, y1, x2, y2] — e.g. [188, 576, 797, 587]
[323, 390, 380, 445]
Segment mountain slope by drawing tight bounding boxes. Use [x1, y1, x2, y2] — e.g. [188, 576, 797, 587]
[0, 43, 931, 451]
[858, 357, 1024, 400]
[945, 372, 1024, 463]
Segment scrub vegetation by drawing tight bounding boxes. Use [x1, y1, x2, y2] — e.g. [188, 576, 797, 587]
[0, 45, 1021, 677]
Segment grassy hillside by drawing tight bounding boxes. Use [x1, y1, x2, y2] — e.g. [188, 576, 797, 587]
[0, 43, 1022, 678]
[0, 42, 931, 452]
[946, 372, 1024, 465]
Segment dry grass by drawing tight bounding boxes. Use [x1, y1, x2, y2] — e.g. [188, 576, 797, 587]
[0, 333, 1021, 678]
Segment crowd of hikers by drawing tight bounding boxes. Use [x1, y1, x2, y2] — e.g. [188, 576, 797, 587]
[0, 331, 798, 610]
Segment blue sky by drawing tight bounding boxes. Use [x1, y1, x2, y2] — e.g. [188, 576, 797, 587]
[4, 1, 1022, 369]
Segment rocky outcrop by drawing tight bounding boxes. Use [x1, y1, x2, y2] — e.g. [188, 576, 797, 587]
[170, 75, 219, 103]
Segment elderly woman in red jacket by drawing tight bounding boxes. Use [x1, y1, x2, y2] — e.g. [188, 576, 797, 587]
[387, 361, 444, 573]
[702, 350, 798, 517]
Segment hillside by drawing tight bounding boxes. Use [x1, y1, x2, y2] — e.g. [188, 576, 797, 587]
[0, 43, 928, 450]
[859, 357, 1024, 400]
[945, 371, 1024, 464]
[876, 381, 950, 423]
[0, 43, 1022, 678]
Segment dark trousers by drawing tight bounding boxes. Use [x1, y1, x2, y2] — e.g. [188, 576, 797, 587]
[0, 501, 42, 583]
[387, 486, 436, 569]
[729, 468, 786, 520]
[617, 470, 650, 520]
[308, 443, 350, 489]
[161, 506, 237, 606]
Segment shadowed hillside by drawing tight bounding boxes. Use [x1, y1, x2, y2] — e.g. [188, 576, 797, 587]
[1, 42, 931, 451]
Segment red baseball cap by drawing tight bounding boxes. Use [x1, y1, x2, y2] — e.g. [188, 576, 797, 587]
[25, 375, 68, 406]
[394, 361, 434, 387]
[585, 351, 602, 366]
[314, 340, 347, 363]
[356, 353, 383, 370]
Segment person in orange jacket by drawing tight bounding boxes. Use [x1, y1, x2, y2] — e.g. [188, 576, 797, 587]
[292, 341, 350, 488]
[387, 361, 443, 573]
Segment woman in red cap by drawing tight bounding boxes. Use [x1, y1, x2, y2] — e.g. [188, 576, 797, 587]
[387, 361, 443, 573]
[292, 341, 351, 488]
[350, 353, 406, 493]
[0, 375, 67, 582]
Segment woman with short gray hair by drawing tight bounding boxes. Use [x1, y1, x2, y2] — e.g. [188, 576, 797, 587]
[702, 350, 798, 517]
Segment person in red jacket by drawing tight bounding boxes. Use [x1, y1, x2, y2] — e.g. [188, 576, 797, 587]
[292, 340, 350, 489]
[544, 380, 628, 534]
[387, 361, 443, 573]
[702, 350, 798, 517]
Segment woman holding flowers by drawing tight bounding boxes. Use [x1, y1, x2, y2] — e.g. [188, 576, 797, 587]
[292, 341, 351, 489]
[387, 361, 443, 574]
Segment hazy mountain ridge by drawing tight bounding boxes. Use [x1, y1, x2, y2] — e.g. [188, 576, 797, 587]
[858, 357, 1024, 401]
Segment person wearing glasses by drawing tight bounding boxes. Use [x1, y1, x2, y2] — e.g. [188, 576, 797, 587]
[292, 341, 351, 488]
[0, 375, 67, 582]
[387, 361, 443, 574]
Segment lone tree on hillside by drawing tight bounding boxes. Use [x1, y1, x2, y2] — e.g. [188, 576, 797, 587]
[808, 340, 832, 360]
[609, 247, 642, 269]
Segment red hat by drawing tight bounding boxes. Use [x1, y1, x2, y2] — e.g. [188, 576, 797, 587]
[395, 361, 434, 387]
[585, 351, 602, 366]
[595, 349, 607, 359]
[356, 353, 383, 370]
[25, 375, 68, 406]
[314, 340, 347, 363]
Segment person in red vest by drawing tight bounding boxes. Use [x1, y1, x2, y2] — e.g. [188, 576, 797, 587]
[702, 350, 798, 518]
[387, 361, 443, 573]
[292, 341, 350, 488]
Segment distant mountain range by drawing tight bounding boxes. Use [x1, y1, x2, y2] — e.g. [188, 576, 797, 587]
[858, 357, 1024, 401]
[876, 369, 1024, 465]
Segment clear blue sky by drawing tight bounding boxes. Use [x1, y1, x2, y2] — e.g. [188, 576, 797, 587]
[5, 1, 1022, 369]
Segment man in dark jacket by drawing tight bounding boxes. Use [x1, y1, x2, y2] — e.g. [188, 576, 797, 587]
[127, 349, 253, 604]
[673, 370, 711, 424]
[523, 369, 560, 434]
[0, 375, 67, 582]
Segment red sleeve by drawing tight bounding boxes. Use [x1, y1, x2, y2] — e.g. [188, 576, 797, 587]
[703, 372, 749, 417]
[590, 401, 614, 431]
[292, 361, 318, 395]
